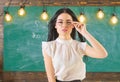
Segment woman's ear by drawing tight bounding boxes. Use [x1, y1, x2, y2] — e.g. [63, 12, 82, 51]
[55, 25, 57, 29]
[55, 26, 57, 29]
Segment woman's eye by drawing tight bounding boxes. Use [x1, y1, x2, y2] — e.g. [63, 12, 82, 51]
[58, 22, 63, 24]
[67, 22, 72, 24]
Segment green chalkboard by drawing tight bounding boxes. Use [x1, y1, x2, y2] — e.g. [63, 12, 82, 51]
[4, 6, 120, 72]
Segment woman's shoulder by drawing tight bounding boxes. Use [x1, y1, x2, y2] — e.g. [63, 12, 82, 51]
[72, 40, 87, 50]
[42, 40, 56, 57]
[73, 40, 86, 44]
[42, 40, 56, 47]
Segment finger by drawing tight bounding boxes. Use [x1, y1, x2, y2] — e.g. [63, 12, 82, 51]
[74, 24, 80, 28]
[72, 21, 80, 25]
[72, 22, 79, 27]
[76, 23, 83, 29]
[72, 21, 84, 27]
[81, 24, 86, 28]
[77, 23, 82, 28]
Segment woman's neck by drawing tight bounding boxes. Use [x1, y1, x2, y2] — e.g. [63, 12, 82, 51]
[58, 35, 71, 40]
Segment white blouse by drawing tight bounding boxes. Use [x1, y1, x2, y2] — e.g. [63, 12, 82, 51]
[42, 38, 87, 81]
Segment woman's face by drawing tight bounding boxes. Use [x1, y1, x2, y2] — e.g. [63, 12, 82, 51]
[55, 13, 74, 37]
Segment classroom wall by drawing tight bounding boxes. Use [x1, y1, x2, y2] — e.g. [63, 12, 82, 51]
[0, 1, 120, 82]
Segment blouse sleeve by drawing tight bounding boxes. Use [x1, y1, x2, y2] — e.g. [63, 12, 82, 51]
[42, 41, 53, 57]
[79, 42, 87, 51]
[78, 42, 87, 56]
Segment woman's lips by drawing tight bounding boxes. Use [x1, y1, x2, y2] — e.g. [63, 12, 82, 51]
[62, 29, 67, 32]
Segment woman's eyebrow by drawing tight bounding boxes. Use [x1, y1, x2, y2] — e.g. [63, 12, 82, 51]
[57, 19, 72, 21]
[56, 19, 63, 21]
[66, 19, 72, 21]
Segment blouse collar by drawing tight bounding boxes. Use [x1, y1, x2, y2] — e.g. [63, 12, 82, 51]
[56, 37, 73, 44]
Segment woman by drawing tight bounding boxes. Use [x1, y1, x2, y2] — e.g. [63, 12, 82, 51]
[42, 7, 108, 82]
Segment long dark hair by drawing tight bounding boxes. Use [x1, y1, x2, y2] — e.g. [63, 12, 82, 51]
[47, 7, 85, 42]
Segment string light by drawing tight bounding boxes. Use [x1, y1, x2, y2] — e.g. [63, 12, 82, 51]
[110, 13, 118, 25]
[3, 5, 119, 25]
[4, 11, 12, 22]
[78, 12, 87, 23]
[110, 6, 118, 25]
[18, 5, 26, 16]
[4, 0, 13, 22]
[97, 8, 104, 19]
[40, 10, 49, 20]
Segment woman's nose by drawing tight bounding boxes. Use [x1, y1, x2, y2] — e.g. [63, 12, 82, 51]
[62, 22, 68, 27]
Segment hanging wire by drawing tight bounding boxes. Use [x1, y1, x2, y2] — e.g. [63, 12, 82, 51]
[111, 6, 117, 17]
[19, 0, 28, 7]
[79, 0, 85, 14]
[22, 0, 28, 6]
[41, 0, 47, 11]
[113, 6, 116, 14]
[5, 0, 12, 12]
[23, 0, 28, 5]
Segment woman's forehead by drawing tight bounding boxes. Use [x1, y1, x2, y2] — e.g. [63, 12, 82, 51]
[57, 13, 72, 20]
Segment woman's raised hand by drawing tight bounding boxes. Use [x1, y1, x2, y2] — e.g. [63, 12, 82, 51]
[72, 21, 87, 36]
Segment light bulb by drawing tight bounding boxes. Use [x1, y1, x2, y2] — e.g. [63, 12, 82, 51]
[97, 9, 104, 19]
[78, 13, 86, 23]
[40, 10, 48, 20]
[4, 12, 12, 22]
[18, 6, 26, 16]
[110, 14, 118, 25]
